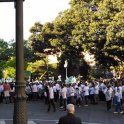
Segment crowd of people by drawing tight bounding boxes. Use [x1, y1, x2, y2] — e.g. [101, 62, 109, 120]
[0, 78, 124, 114]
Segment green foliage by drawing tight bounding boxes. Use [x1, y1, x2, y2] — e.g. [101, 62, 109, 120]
[26, 59, 58, 80]
[4, 67, 15, 79]
[0, 60, 6, 78]
[0, 39, 10, 61]
[6, 57, 16, 68]
[0, 39, 37, 79]
[28, 0, 124, 79]
[0, 57, 16, 78]
[26, 60, 45, 73]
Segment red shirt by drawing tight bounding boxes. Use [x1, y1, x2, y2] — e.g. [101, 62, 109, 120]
[3, 83, 11, 91]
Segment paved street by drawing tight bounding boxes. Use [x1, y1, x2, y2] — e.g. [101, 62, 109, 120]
[0, 100, 124, 124]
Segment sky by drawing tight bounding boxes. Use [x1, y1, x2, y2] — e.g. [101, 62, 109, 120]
[0, 0, 70, 41]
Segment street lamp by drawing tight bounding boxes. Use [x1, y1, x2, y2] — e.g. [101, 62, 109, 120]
[64, 60, 68, 80]
[0, 0, 27, 124]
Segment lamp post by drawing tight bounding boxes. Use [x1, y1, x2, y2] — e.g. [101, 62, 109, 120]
[64, 60, 68, 80]
[0, 0, 27, 124]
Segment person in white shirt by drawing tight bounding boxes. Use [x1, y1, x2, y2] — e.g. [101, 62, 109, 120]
[37, 83, 43, 92]
[37, 83, 43, 99]
[114, 87, 123, 114]
[114, 85, 123, 105]
[47, 83, 56, 112]
[62, 84, 67, 111]
[53, 83, 57, 102]
[80, 83, 85, 104]
[32, 83, 38, 100]
[59, 84, 63, 107]
[69, 85, 75, 104]
[83, 83, 89, 106]
[89, 83, 95, 104]
[44, 83, 49, 104]
[75, 87, 81, 107]
[94, 82, 99, 104]
[56, 82, 60, 102]
[99, 81, 106, 101]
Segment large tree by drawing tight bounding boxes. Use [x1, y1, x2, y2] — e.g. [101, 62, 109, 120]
[28, 0, 124, 79]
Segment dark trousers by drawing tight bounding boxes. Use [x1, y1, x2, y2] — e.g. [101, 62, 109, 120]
[45, 96, 49, 104]
[94, 94, 99, 104]
[84, 95, 89, 105]
[90, 94, 95, 104]
[99, 91, 105, 101]
[26, 93, 32, 101]
[115, 102, 122, 112]
[10, 92, 15, 103]
[4, 96, 10, 104]
[63, 98, 67, 111]
[106, 100, 112, 111]
[0, 92, 3, 103]
[70, 96, 75, 104]
[0, 94, 2, 103]
[32, 92, 38, 100]
[76, 97, 81, 106]
[56, 90, 59, 102]
[48, 99, 56, 112]
[59, 96, 63, 107]
[54, 92, 57, 102]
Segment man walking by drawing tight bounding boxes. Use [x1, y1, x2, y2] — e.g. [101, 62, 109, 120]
[62, 84, 67, 111]
[47, 83, 56, 112]
[58, 104, 82, 124]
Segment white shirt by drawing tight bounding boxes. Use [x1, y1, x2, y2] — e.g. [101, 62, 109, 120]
[62, 87, 67, 99]
[115, 91, 121, 102]
[56, 83, 60, 91]
[105, 89, 111, 101]
[89, 87, 95, 95]
[109, 87, 113, 97]
[79, 86, 82, 92]
[0, 85, 3, 92]
[37, 84, 43, 90]
[99, 83, 106, 92]
[84, 86, 89, 96]
[114, 86, 122, 99]
[49, 87, 54, 99]
[53, 86, 57, 92]
[74, 85, 78, 89]
[70, 86, 75, 96]
[25, 86, 31, 94]
[32, 84, 38, 92]
[94, 85, 99, 94]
